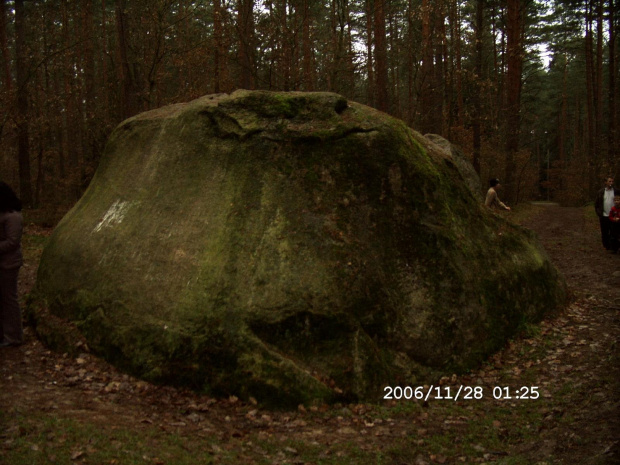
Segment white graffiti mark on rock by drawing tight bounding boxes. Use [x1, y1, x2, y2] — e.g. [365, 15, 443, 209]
[93, 200, 133, 232]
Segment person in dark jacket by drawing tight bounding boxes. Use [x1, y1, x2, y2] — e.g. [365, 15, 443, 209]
[0, 182, 23, 347]
[608, 194, 620, 252]
[594, 177, 618, 251]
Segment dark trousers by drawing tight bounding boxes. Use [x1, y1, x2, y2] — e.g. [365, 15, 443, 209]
[612, 221, 620, 251]
[0, 267, 22, 344]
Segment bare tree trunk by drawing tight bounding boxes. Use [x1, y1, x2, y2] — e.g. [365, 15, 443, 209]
[365, 0, 374, 107]
[0, 0, 11, 93]
[327, 0, 336, 91]
[406, 0, 414, 125]
[492, 3, 504, 131]
[472, 0, 484, 175]
[419, 0, 433, 133]
[503, 0, 523, 203]
[54, 64, 65, 181]
[433, 0, 445, 134]
[447, 0, 463, 129]
[559, 57, 568, 191]
[116, 0, 137, 118]
[0, 0, 12, 162]
[374, 0, 389, 112]
[388, 5, 400, 117]
[40, 31, 54, 206]
[238, 0, 255, 90]
[213, 0, 223, 93]
[14, 0, 32, 206]
[301, 0, 314, 90]
[34, 68, 44, 207]
[279, 0, 291, 90]
[62, 0, 81, 199]
[101, 0, 109, 116]
[609, 0, 617, 170]
[82, 0, 96, 171]
[585, 0, 596, 191]
[456, 1, 463, 127]
[595, 0, 604, 166]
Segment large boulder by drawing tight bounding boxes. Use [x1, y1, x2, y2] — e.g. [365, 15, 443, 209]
[31, 90, 566, 407]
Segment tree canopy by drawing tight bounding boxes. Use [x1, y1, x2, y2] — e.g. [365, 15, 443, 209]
[0, 0, 617, 207]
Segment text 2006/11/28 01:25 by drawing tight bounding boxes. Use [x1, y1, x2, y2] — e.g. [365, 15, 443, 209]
[383, 385, 541, 401]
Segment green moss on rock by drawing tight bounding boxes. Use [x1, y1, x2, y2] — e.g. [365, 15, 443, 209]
[31, 90, 566, 406]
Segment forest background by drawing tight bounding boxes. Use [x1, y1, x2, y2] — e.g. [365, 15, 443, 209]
[0, 0, 618, 211]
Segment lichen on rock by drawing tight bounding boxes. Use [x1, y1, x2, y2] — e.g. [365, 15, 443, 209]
[31, 90, 566, 407]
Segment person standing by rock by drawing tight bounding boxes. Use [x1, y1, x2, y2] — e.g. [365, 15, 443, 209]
[594, 176, 618, 252]
[485, 178, 511, 211]
[0, 182, 24, 347]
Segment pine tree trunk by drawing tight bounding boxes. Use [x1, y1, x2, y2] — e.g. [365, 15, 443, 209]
[14, 0, 32, 206]
[584, 0, 596, 191]
[345, 1, 355, 95]
[559, 58, 568, 191]
[595, 0, 604, 167]
[82, 0, 96, 166]
[0, 0, 11, 93]
[609, 0, 617, 170]
[406, 0, 414, 125]
[62, 0, 81, 199]
[419, 0, 434, 134]
[115, 0, 136, 119]
[238, 0, 255, 90]
[456, 1, 463, 127]
[374, 0, 389, 112]
[302, 0, 313, 90]
[101, 0, 109, 117]
[388, 7, 400, 117]
[366, 0, 374, 107]
[504, 0, 523, 203]
[433, 0, 445, 134]
[213, 0, 223, 93]
[473, 0, 484, 175]
[447, 0, 463, 129]
[280, 0, 291, 91]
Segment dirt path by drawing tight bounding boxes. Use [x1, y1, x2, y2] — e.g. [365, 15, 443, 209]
[521, 206, 620, 304]
[0, 205, 618, 464]
[517, 206, 620, 463]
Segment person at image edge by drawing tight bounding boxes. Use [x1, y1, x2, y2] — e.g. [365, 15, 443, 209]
[0, 181, 24, 347]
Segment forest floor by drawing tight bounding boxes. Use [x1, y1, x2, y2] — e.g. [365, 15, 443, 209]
[0, 204, 618, 465]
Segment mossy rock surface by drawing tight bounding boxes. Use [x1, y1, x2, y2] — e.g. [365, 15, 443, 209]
[32, 90, 566, 407]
